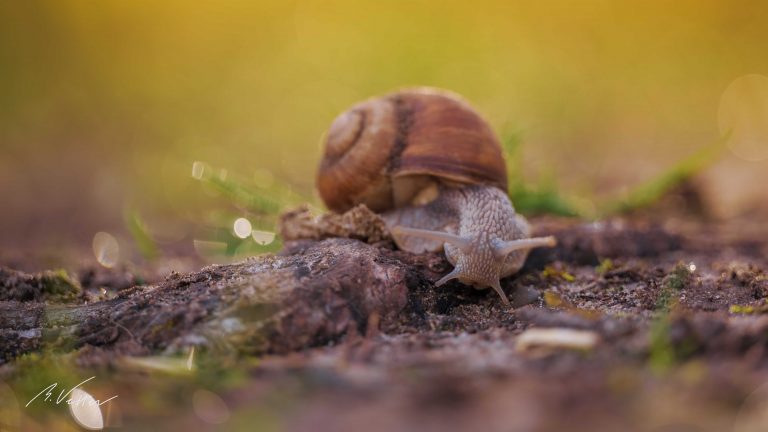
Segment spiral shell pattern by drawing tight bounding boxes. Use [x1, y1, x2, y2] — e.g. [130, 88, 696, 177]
[317, 87, 508, 213]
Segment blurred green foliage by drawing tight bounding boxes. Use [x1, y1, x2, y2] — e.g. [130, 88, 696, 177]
[192, 162, 301, 255]
[503, 131, 581, 216]
[600, 132, 730, 216]
[125, 210, 161, 260]
[504, 130, 725, 218]
[1, 1, 767, 255]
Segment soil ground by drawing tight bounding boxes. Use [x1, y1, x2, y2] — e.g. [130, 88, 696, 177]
[1, 200, 768, 432]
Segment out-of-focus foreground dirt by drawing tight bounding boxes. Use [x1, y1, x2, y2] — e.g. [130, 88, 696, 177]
[1, 197, 768, 432]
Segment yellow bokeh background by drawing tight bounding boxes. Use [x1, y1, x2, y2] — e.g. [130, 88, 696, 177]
[1, 0, 767, 252]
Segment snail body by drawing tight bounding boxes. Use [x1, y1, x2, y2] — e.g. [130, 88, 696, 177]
[316, 88, 555, 306]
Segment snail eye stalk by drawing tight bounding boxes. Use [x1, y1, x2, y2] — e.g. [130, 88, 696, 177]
[492, 236, 556, 258]
[391, 226, 471, 251]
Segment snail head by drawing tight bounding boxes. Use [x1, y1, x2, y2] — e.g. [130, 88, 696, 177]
[392, 226, 556, 306]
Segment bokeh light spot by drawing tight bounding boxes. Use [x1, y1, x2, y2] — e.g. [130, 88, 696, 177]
[191, 161, 205, 180]
[68, 388, 104, 430]
[233, 218, 252, 239]
[92, 232, 119, 268]
[192, 389, 230, 425]
[718, 74, 768, 162]
[252, 230, 276, 245]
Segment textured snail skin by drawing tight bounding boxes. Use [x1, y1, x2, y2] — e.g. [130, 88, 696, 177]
[389, 185, 555, 306]
[317, 87, 556, 306]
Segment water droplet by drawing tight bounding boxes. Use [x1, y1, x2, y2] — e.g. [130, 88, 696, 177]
[252, 230, 276, 245]
[92, 232, 119, 268]
[233, 218, 252, 239]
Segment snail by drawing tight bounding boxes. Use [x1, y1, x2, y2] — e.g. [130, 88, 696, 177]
[316, 87, 556, 306]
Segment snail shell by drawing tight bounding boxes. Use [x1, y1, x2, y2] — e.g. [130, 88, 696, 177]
[316, 87, 508, 213]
